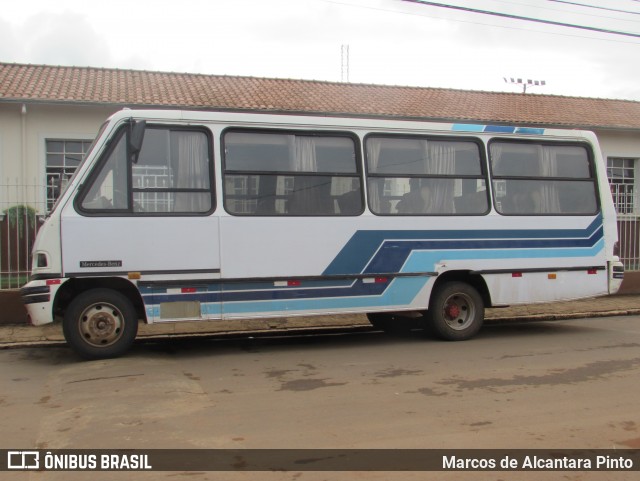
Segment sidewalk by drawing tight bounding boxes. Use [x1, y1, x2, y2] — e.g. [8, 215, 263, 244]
[1, 294, 639, 349]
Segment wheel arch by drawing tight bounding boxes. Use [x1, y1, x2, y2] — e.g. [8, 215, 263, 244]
[432, 270, 492, 308]
[53, 277, 147, 323]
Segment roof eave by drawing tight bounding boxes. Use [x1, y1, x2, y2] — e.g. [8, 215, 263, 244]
[3, 97, 640, 132]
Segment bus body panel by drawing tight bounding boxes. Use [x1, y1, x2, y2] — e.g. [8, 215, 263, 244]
[217, 216, 364, 279]
[139, 213, 608, 322]
[22, 109, 622, 335]
[484, 271, 608, 306]
[60, 213, 221, 277]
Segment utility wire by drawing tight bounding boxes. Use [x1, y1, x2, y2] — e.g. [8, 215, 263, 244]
[492, 0, 640, 23]
[549, 0, 640, 16]
[320, 0, 640, 45]
[401, 0, 640, 38]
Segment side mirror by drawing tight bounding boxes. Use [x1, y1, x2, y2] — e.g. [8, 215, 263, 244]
[129, 120, 146, 163]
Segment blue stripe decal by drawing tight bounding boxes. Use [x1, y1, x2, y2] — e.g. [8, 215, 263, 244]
[218, 241, 603, 314]
[402, 239, 604, 272]
[143, 215, 605, 317]
[146, 279, 389, 305]
[452, 124, 545, 135]
[324, 216, 602, 275]
[146, 276, 428, 319]
[452, 124, 485, 132]
[221, 276, 427, 314]
[363, 228, 603, 274]
[515, 127, 545, 135]
[139, 278, 356, 295]
[483, 125, 516, 133]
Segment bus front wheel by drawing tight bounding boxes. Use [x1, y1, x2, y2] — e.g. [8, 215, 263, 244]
[427, 282, 484, 341]
[63, 288, 138, 360]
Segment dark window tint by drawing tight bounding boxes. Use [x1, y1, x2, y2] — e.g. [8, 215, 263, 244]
[490, 141, 598, 215]
[223, 131, 363, 216]
[79, 126, 214, 215]
[366, 136, 488, 215]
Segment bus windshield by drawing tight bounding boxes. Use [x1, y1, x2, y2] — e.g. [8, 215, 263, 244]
[48, 120, 110, 216]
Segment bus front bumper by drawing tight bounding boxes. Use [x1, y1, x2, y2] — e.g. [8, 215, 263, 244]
[20, 280, 60, 326]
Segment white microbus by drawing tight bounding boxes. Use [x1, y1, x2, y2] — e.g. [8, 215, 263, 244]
[21, 109, 624, 359]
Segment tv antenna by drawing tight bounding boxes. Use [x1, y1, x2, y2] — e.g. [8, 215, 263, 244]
[504, 77, 546, 93]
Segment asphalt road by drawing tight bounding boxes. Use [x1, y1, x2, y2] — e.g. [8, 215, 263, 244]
[1, 316, 639, 481]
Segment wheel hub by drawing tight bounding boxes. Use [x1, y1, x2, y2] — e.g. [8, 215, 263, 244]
[445, 303, 461, 319]
[80, 303, 123, 347]
[95, 316, 111, 331]
[442, 293, 474, 330]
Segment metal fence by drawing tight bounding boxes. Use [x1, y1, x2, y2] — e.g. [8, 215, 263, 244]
[2, 181, 640, 290]
[617, 215, 640, 271]
[1, 180, 46, 289]
[610, 182, 640, 271]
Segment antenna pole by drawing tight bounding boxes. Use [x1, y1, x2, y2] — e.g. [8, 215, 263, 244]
[341, 44, 350, 82]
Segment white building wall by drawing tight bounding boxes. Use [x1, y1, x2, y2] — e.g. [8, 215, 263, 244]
[0, 104, 23, 193]
[595, 129, 640, 159]
[0, 102, 117, 214]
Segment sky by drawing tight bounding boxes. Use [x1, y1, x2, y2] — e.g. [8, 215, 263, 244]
[1, 0, 640, 100]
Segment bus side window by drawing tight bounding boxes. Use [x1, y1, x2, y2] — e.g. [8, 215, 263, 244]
[80, 132, 129, 211]
[79, 125, 214, 215]
[132, 129, 212, 214]
[490, 141, 598, 216]
[223, 131, 363, 216]
[365, 136, 488, 216]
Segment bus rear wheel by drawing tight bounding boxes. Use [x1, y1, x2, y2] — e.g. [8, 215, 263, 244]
[427, 281, 484, 341]
[63, 288, 138, 360]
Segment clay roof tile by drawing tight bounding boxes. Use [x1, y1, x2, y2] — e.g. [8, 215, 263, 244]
[2, 62, 640, 129]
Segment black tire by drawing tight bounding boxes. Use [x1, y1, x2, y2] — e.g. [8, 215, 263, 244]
[427, 282, 484, 341]
[63, 288, 138, 360]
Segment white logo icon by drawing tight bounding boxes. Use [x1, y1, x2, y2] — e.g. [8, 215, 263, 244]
[7, 451, 40, 470]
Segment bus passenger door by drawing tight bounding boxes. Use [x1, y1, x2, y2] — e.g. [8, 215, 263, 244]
[60, 122, 221, 322]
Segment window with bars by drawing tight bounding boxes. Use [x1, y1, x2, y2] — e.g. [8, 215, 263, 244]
[46, 139, 93, 212]
[607, 157, 636, 215]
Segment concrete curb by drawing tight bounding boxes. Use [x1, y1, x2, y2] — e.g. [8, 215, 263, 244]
[487, 309, 640, 323]
[1, 308, 638, 350]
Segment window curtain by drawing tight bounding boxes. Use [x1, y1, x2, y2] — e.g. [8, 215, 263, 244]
[423, 141, 456, 213]
[292, 136, 317, 171]
[366, 138, 383, 212]
[174, 132, 209, 212]
[489, 143, 503, 170]
[538, 146, 561, 213]
[288, 136, 319, 213]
